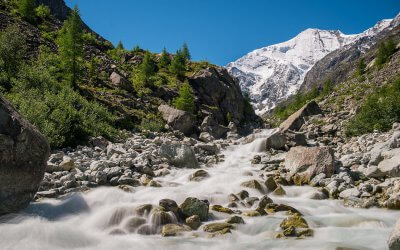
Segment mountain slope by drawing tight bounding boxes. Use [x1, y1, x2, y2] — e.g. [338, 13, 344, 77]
[226, 18, 393, 114]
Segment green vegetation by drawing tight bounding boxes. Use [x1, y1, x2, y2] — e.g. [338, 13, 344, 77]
[56, 5, 84, 89]
[139, 114, 165, 132]
[132, 50, 157, 95]
[158, 47, 171, 69]
[35, 4, 51, 20]
[169, 49, 187, 78]
[182, 42, 191, 60]
[345, 76, 400, 137]
[356, 58, 366, 77]
[173, 80, 195, 113]
[375, 38, 396, 68]
[17, 0, 36, 23]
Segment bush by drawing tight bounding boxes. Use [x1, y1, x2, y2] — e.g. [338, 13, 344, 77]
[345, 76, 400, 137]
[35, 4, 51, 20]
[375, 39, 396, 68]
[139, 114, 165, 132]
[17, 0, 36, 23]
[173, 80, 195, 113]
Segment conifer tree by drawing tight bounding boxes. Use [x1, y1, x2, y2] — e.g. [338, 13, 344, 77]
[182, 42, 191, 61]
[169, 49, 186, 78]
[17, 0, 36, 23]
[173, 80, 195, 113]
[158, 47, 170, 69]
[116, 40, 124, 50]
[134, 50, 156, 89]
[56, 5, 84, 89]
[357, 58, 366, 76]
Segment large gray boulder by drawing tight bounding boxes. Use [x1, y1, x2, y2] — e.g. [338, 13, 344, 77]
[158, 104, 195, 136]
[389, 217, 400, 250]
[285, 146, 334, 185]
[0, 95, 50, 214]
[279, 101, 323, 132]
[159, 143, 199, 168]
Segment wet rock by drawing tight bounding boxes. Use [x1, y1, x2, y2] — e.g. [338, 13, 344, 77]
[159, 143, 199, 168]
[226, 215, 245, 224]
[186, 215, 201, 230]
[272, 186, 286, 196]
[158, 104, 195, 136]
[309, 173, 326, 187]
[264, 176, 278, 191]
[148, 180, 162, 187]
[236, 190, 249, 200]
[280, 213, 309, 230]
[109, 228, 126, 235]
[0, 95, 50, 214]
[307, 190, 328, 200]
[137, 224, 155, 235]
[242, 210, 261, 217]
[124, 217, 147, 233]
[339, 188, 361, 199]
[388, 217, 400, 250]
[266, 203, 302, 215]
[210, 205, 234, 214]
[150, 209, 176, 226]
[203, 222, 233, 233]
[285, 146, 335, 185]
[108, 207, 130, 226]
[135, 204, 153, 216]
[161, 223, 191, 237]
[265, 132, 287, 150]
[240, 180, 265, 193]
[189, 169, 210, 182]
[180, 197, 209, 221]
[159, 199, 179, 214]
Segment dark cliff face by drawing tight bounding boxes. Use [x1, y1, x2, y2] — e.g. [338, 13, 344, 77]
[299, 21, 400, 94]
[189, 67, 261, 130]
[36, 0, 70, 21]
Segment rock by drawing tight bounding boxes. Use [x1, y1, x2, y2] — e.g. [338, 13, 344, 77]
[186, 215, 201, 230]
[159, 143, 199, 169]
[199, 132, 214, 143]
[339, 188, 361, 199]
[148, 180, 162, 187]
[280, 213, 309, 230]
[240, 180, 265, 193]
[285, 131, 307, 147]
[203, 222, 233, 233]
[200, 115, 228, 139]
[265, 176, 278, 191]
[0, 95, 50, 215]
[109, 72, 133, 91]
[106, 143, 126, 156]
[386, 193, 400, 209]
[189, 169, 210, 182]
[236, 190, 249, 200]
[118, 176, 140, 186]
[242, 210, 261, 217]
[285, 146, 335, 185]
[59, 156, 75, 171]
[180, 197, 209, 221]
[195, 143, 220, 155]
[135, 204, 153, 216]
[309, 173, 326, 187]
[377, 155, 400, 178]
[159, 199, 179, 214]
[279, 101, 323, 132]
[272, 186, 286, 196]
[158, 105, 195, 136]
[265, 132, 287, 150]
[307, 190, 328, 200]
[210, 205, 234, 214]
[150, 209, 175, 226]
[124, 217, 147, 233]
[226, 215, 245, 224]
[161, 224, 191, 237]
[388, 218, 400, 250]
[266, 203, 302, 215]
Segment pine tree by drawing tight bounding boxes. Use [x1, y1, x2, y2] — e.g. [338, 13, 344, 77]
[132, 45, 141, 53]
[17, 0, 36, 23]
[158, 47, 170, 69]
[173, 80, 195, 113]
[376, 38, 396, 68]
[116, 40, 124, 50]
[169, 49, 186, 78]
[56, 5, 84, 89]
[182, 42, 191, 61]
[133, 50, 156, 90]
[357, 58, 366, 76]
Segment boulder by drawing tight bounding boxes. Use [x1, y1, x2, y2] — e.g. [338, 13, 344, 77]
[159, 143, 199, 168]
[265, 132, 287, 150]
[189, 169, 210, 182]
[200, 115, 228, 139]
[0, 95, 50, 214]
[179, 197, 209, 221]
[279, 101, 323, 132]
[203, 222, 233, 233]
[158, 105, 195, 136]
[377, 155, 400, 178]
[285, 146, 335, 185]
[161, 224, 191, 237]
[185, 215, 201, 230]
[389, 218, 400, 250]
[109, 72, 133, 91]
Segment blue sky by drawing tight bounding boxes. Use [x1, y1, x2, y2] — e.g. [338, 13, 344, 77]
[65, 0, 399, 66]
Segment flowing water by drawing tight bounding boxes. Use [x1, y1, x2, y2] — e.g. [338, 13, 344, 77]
[0, 129, 399, 250]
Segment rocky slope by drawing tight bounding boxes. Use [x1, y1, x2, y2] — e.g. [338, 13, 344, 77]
[226, 17, 395, 114]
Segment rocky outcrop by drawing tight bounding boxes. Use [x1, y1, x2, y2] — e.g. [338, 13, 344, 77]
[279, 101, 323, 132]
[389, 218, 400, 250]
[0, 95, 50, 214]
[189, 67, 261, 136]
[158, 105, 195, 136]
[285, 146, 334, 185]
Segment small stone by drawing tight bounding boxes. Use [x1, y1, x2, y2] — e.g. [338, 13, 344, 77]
[265, 176, 278, 191]
[210, 205, 234, 214]
[272, 186, 286, 196]
[161, 224, 191, 237]
[240, 180, 265, 193]
[186, 215, 201, 230]
[242, 210, 261, 217]
[189, 169, 210, 182]
[203, 222, 233, 233]
[226, 215, 245, 224]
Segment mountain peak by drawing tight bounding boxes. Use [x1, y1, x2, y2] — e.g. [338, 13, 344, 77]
[226, 15, 396, 114]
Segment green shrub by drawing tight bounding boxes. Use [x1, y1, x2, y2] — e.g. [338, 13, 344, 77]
[345, 76, 400, 137]
[173, 80, 195, 113]
[35, 4, 51, 20]
[375, 38, 396, 68]
[17, 0, 36, 23]
[139, 114, 165, 132]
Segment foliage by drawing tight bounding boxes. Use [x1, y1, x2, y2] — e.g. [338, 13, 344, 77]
[169, 50, 186, 78]
[139, 114, 165, 132]
[6, 46, 118, 148]
[173, 80, 195, 113]
[158, 47, 170, 69]
[182, 42, 191, 60]
[345, 76, 400, 137]
[17, 0, 36, 23]
[56, 5, 84, 88]
[375, 38, 396, 68]
[132, 50, 157, 94]
[116, 40, 124, 50]
[0, 25, 26, 88]
[356, 58, 366, 76]
[35, 4, 51, 20]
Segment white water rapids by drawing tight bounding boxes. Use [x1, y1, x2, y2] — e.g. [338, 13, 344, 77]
[1, 129, 399, 250]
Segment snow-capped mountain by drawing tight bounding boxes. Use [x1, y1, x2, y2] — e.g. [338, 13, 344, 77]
[226, 18, 393, 114]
